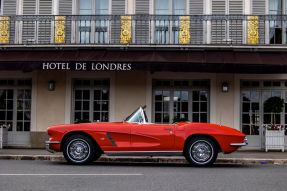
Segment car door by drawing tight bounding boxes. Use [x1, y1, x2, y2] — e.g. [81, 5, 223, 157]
[130, 123, 175, 151]
[95, 122, 132, 152]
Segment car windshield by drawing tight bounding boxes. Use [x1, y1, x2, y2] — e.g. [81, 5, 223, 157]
[125, 106, 148, 123]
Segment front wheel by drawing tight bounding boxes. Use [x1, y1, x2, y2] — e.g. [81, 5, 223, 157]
[184, 136, 218, 167]
[63, 134, 98, 164]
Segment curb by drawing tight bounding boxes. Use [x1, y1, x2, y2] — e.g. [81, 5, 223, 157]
[1, 155, 287, 165]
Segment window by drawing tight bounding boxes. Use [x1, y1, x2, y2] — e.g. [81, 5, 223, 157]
[78, 0, 109, 43]
[21, 0, 53, 44]
[73, 79, 110, 123]
[0, 80, 32, 132]
[154, 0, 186, 44]
[268, 0, 287, 44]
[241, 81, 287, 136]
[153, 80, 209, 124]
[211, 0, 243, 44]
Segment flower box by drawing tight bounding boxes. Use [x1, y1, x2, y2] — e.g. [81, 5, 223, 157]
[265, 129, 285, 152]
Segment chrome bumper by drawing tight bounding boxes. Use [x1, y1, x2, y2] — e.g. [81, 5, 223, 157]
[45, 141, 60, 153]
[230, 137, 248, 147]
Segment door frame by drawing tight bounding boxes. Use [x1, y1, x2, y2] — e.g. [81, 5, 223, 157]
[240, 82, 287, 149]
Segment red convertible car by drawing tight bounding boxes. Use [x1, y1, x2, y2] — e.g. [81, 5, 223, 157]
[46, 106, 247, 166]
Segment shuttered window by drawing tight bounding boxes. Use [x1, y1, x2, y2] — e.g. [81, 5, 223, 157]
[135, 0, 150, 44]
[190, 0, 204, 44]
[111, 0, 125, 43]
[59, 0, 73, 43]
[59, 0, 73, 15]
[251, 0, 266, 44]
[2, 0, 17, 43]
[22, 0, 37, 44]
[211, 0, 243, 44]
[38, 0, 52, 43]
[229, 0, 243, 43]
[135, 0, 149, 14]
[252, 0, 266, 15]
[3, 0, 17, 15]
[112, 0, 125, 15]
[21, 0, 52, 44]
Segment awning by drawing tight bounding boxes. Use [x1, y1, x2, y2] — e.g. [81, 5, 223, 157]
[0, 48, 287, 73]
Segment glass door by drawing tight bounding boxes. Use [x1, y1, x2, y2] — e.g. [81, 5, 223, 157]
[241, 90, 261, 148]
[153, 89, 209, 124]
[0, 85, 32, 146]
[241, 90, 285, 149]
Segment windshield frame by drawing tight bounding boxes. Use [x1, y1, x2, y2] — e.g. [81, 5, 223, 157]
[125, 106, 148, 124]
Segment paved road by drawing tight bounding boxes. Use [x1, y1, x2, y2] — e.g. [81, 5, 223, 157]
[0, 160, 286, 191]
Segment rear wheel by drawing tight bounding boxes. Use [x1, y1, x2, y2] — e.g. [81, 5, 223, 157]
[184, 136, 218, 167]
[63, 134, 99, 164]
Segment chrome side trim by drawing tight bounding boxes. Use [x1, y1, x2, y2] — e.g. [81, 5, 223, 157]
[46, 141, 61, 144]
[230, 142, 248, 147]
[105, 151, 183, 156]
[230, 137, 248, 147]
[45, 141, 60, 153]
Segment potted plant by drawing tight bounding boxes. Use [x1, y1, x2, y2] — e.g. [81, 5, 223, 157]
[263, 96, 285, 152]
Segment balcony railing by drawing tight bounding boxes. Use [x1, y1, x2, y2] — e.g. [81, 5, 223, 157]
[0, 15, 287, 46]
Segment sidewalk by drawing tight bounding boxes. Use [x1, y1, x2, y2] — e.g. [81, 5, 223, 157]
[0, 149, 286, 165]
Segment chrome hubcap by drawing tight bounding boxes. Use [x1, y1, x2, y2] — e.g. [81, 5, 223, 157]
[191, 141, 212, 162]
[68, 139, 90, 162]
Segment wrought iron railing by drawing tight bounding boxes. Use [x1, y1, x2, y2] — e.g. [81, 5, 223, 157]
[1, 15, 287, 46]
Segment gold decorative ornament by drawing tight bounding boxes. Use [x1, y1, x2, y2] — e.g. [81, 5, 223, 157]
[0, 16, 10, 44]
[54, 16, 66, 44]
[179, 16, 190, 44]
[120, 16, 132, 44]
[247, 16, 259, 45]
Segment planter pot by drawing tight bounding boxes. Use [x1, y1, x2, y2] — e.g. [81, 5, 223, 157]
[265, 129, 285, 152]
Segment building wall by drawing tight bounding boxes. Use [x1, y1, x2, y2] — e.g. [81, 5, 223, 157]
[31, 71, 67, 148]
[215, 74, 236, 128]
[114, 72, 147, 121]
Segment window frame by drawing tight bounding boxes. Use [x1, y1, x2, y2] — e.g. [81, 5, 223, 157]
[240, 80, 287, 136]
[76, 0, 111, 44]
[152, 80, 210, 124]
[0, 79, 32, 132]
[72, 79, 110, 123]
[153, 0, 188, 44]
[268, 0, 287, 44]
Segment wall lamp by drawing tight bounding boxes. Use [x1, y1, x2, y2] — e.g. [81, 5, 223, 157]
[48, 80, 56, 91]
[222, 82, 229, 93]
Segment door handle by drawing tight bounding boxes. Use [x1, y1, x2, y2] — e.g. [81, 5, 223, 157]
[164, 128, 173, 134]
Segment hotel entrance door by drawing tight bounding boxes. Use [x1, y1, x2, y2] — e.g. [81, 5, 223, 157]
[241, 90, 284, 149]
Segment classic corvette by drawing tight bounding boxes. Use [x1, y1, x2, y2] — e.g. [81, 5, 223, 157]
[46, 106, 247, 166]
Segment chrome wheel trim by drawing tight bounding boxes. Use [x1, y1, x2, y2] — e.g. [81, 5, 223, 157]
[66, 138, 91, 163]
[189, 140, 214, 165]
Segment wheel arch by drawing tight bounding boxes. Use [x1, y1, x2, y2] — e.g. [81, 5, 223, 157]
[60, 131, 103, 153]
[183, 134, 222, 153]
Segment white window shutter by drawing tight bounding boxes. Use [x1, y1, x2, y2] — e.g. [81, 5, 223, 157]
[38, 0, 52, 43]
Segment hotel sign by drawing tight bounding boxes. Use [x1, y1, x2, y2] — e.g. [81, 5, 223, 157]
[42, 62, 132, 71]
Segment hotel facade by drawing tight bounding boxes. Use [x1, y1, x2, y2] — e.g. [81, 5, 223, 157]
[0, 0, 287, 150]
